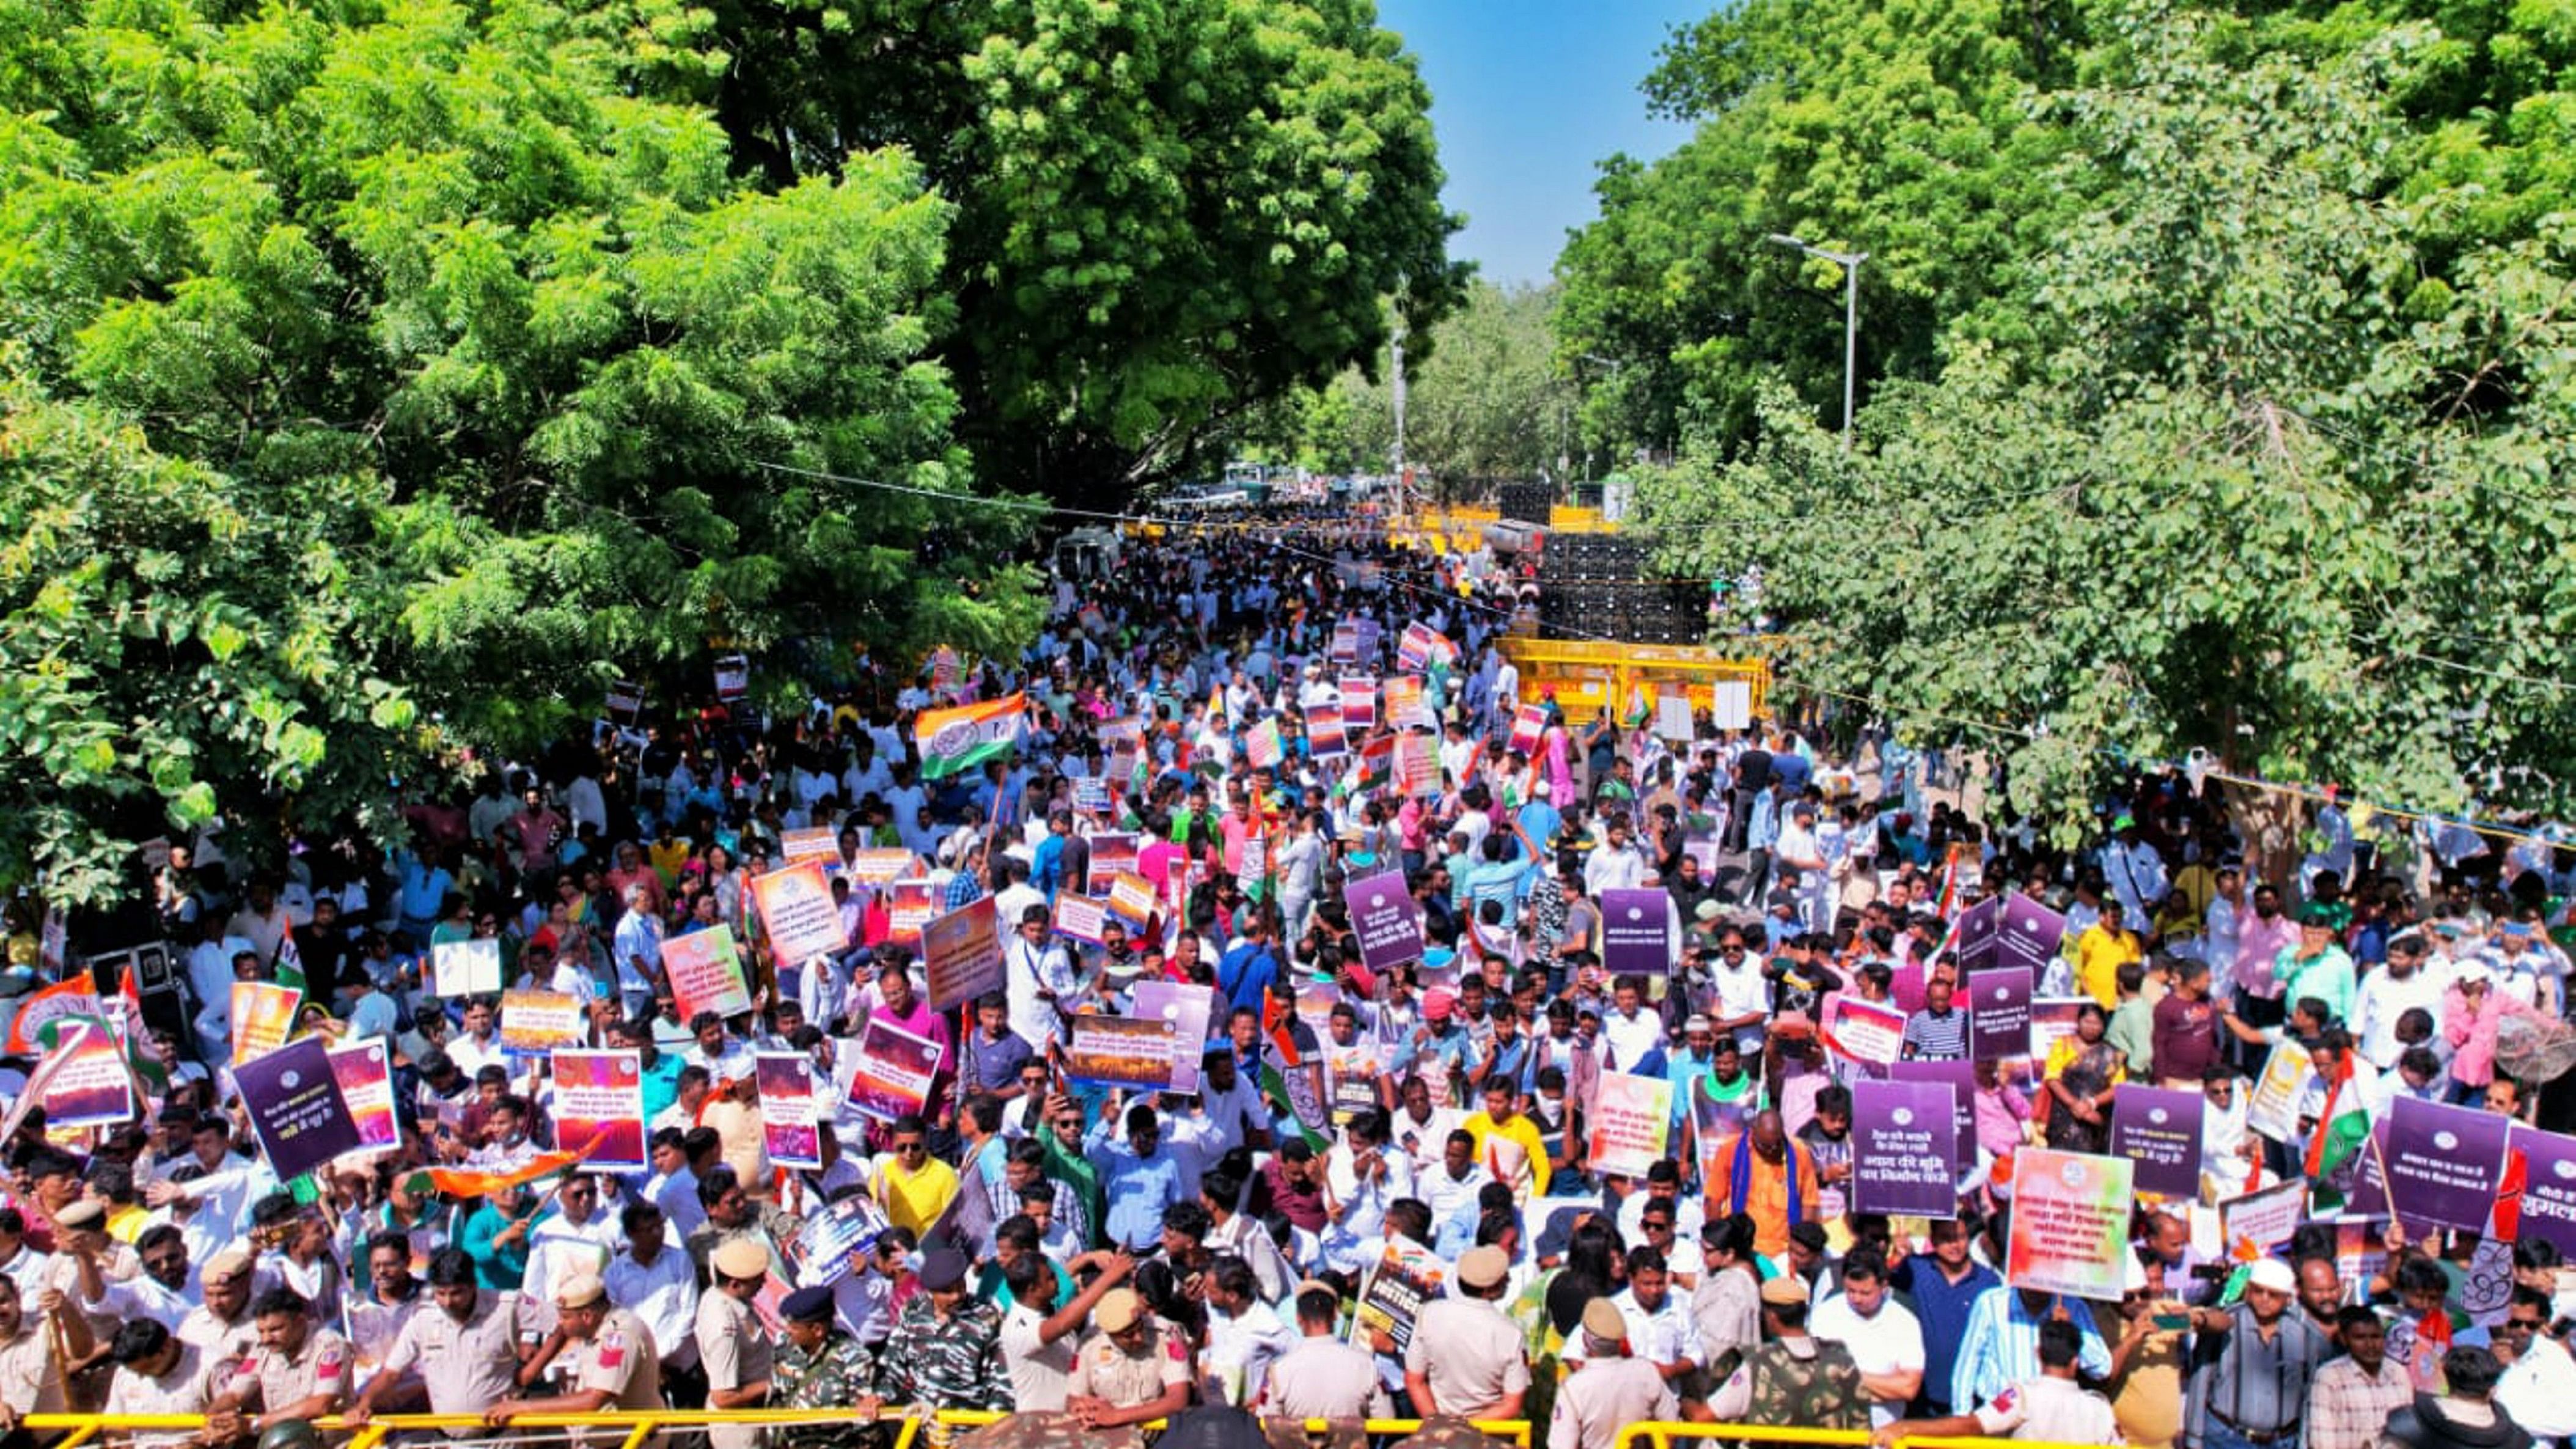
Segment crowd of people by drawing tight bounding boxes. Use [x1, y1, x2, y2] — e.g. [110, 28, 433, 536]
[7, 507, 2576, 1449]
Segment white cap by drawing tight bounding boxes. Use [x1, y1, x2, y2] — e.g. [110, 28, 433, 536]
[2247, 1258, 2297, 1294]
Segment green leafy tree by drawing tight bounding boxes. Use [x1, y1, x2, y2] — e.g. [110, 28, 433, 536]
[1556, 0, 2085, 456]
[1262, 281, 1576, 490]
[1641, 16, 2576, 831]
[585, 0, 1466, 505]
[0, 367, 416, 904]
[0, 0, 1039, 895]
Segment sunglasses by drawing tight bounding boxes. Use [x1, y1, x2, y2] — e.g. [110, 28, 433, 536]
[894, 1142, 927, 1155]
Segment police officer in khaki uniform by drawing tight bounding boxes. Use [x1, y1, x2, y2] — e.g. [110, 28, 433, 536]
[208, 1286, 355, 1434]
[41, 1200, 139, 1347]
[0, 1271, 83, 1429]
[1404, 1245, 1532, 1420]
[697, 1236, 774, 1449]
[349, 1247, 532, 1435]
[102, 1319, 228, 1449]
[178, 1245, 260, 1371]
[485, 1272, 663, 1428]
[1064, 1288, 1190, 1430]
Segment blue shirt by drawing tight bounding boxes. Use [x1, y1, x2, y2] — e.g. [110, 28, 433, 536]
[1516, 802, 1563, 859]
[1032, 834, 1068, 900]
[1749, 793, 1780, 853]
[1087, 1137, 1187, 1250]
[1948, 1282, 2111, 1412]
[1217, 941, 1279, 1017]
[1892, 1253, 2002, 1413]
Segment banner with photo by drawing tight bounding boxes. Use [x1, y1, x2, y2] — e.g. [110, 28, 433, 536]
[1352, 1236, 1447, 1352]
[843, 1016, 945, 1123]
[758, 1052, 824, 1170]
[1062, 1014, 1178, 1091]
[327, 1039, 401, 1151]
[550, 1049, 647, 1169]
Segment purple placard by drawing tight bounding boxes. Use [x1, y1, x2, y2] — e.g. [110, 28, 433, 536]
[233, 1036, 362, 1184]
[1599, 890, 1671, 978]
[2514, 1126, 2576, 1258]
[2385, 1095, 2511, 1233]
[2108, 1085, 2206, 1198]
[1852, 1080, 1961, 1218]
[1967, 967, 2033, 1063]
[1343, 869, 1424, 974]
[1954, 897, 2003, 972]
[1888, 1058, 1976, 1172]
[1997, 893, 2068, 976]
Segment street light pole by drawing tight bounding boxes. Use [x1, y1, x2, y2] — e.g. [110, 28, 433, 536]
[1766, 233, 1866, 450]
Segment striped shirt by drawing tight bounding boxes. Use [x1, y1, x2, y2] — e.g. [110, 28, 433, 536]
[1901, 1007, 1970, 1060]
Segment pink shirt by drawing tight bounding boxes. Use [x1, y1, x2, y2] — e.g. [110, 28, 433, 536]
[1973, 1080, 2032, 1158]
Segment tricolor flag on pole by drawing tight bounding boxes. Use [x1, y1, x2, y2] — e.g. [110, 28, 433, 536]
[914, 692, 1028, 780]
[2305, 1051, 2376, 1209]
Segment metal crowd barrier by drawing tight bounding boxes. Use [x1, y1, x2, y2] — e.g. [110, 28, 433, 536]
[1611, 1423, 2138, 1449]
[23, 1410, 1536, 1449]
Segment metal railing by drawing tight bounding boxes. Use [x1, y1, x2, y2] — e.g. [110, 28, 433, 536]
[24, 1410, 1535, 1449]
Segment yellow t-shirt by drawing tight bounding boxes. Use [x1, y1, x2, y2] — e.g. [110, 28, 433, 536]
[1461, 1110, 1550, 1198]
[2074, 925, 2143, 1010]
[873, 1154, 960, 1236]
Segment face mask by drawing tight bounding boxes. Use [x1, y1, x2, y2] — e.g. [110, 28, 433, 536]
[2256, 903, 2281, 920]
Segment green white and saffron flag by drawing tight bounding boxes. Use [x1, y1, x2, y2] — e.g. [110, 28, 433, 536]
[2305, 1053, 2376, 1209]
[912, 692, 1028, 780]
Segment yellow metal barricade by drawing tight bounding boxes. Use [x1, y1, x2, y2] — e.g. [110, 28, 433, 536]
[1610, 1422, 2142, 1449]
[23, 1410, 1533, 1449]
[936, 1410, 1531, 1447]
[27, 1409, 919, 1449]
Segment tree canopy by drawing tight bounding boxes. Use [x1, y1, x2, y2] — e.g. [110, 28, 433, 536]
[1252, 281, 1576, 488]
[591, 0, 1467, 504]
[1626, 8, 2576, 831]
[0, 0, 1040, 897]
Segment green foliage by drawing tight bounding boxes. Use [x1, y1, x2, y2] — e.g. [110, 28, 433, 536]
[581, 0, 1466, 504]
[1637, 15, 2576, 831]
[1557, 0, 2084, 455]
[1277, 281, 1577, 486]
[0, 0, 1041, 899]
[0, 367, 414, 903]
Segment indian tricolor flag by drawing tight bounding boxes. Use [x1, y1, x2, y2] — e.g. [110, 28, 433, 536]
[2305, 1051, 2376, 1209]
[914, 692, 1027, 779]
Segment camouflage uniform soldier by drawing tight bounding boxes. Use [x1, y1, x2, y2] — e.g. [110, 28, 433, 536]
[773, 1286, 884, 1449]
[878, 1250, 1008, 1414]
[1708, 1277, 1869, 1429]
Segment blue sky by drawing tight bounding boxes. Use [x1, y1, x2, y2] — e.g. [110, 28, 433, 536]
[1376, 0, 1711, 287]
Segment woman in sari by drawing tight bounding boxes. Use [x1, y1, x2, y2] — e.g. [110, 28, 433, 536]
[2042, 1002, 2126, 1152]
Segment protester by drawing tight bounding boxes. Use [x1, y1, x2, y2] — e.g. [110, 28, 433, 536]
[10, 504, 2569, 1449]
